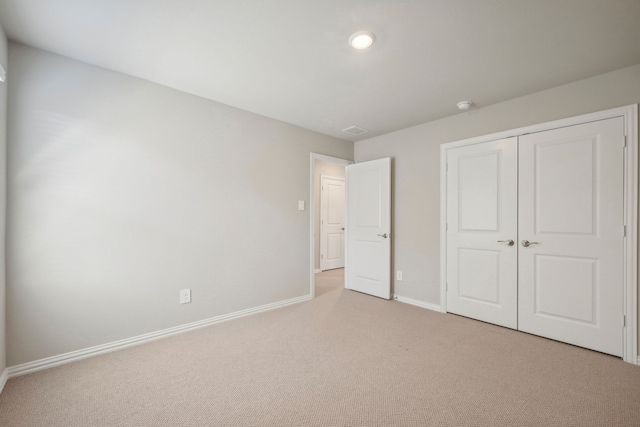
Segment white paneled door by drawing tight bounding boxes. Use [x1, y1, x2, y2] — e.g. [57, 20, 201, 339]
[320, 176, 345, 271]
[346, 158, 391, 299]
[518, 117, 625, 357]
[446, 138, 518, 329]
[445, 117, 625, 357]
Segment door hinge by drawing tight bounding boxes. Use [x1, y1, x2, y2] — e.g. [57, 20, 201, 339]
[623, 315, 626, 327]
[446, 223, 448, 231]
[446, 282, 448, 291]
[623, 135, 627, 147]
[623, 225, 627, 237]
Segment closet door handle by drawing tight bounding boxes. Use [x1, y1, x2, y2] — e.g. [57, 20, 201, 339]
[521, 240, 539, 247]
[497, 240, 514, 246]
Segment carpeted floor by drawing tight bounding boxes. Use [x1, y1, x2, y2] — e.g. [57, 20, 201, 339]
[0, 268, 639, 426]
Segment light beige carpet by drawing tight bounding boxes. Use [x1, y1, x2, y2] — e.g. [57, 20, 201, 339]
[1, 269, 639, 426]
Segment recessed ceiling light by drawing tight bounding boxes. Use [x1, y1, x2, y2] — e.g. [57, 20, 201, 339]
[457, 101, 473, 110]
[349, 31, 375, 50]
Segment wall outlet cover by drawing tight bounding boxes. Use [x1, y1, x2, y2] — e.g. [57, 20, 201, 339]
[180, 289, 191, 304]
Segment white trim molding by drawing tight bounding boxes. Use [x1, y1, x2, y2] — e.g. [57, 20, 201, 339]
[0, 368, 8, 394]
[394, 295, 441, 312]
[6, 294, 311, 379]
[440, 104, 638, 365]
[622, 104, 639, 365]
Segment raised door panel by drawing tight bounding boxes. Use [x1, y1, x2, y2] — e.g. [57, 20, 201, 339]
[458, 248, 501, 304]
[533, 255, 598, 324]
[458, 152, 500, 232]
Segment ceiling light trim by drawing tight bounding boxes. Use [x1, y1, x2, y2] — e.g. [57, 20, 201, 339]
[349, 31, 376, 50]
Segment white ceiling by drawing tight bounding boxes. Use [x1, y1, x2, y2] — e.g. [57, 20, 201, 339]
[1, 0, 640, 142]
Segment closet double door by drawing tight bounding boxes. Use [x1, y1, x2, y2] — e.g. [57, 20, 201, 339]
[446, 117, 625, 357]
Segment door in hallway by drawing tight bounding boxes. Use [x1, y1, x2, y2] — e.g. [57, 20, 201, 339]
[320, 176, 345, 271]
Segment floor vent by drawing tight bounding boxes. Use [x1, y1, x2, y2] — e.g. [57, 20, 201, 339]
[342, 126, 368, 135]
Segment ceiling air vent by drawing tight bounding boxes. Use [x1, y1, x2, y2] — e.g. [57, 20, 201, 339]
[342, 126, 368, 136]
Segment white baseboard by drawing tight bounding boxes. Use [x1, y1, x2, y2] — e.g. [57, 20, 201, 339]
[0, 368, 8, 394]
[394, 294, 442, 312]
[6, 294, 311, 379]
[314, 269, 321, 273]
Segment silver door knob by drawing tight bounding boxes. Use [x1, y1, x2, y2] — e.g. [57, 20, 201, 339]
[497, 240, 514, 246]
[377, 233, 389, 238]
[521, 240, 539, 247]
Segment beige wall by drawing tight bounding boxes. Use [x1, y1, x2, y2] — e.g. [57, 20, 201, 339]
[355, 64, 640, 345]
[0, 23, 7, 377]
[313, 160, 346, 271]
[6, 43, 353, 366]
[5, 39, 640, 368]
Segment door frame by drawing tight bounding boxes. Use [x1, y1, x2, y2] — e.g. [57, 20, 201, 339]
[440, 104, 638, 364]
[310, 153, 353, 299]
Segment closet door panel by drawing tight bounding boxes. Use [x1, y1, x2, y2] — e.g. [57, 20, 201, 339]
[446, 138, 518, 329]
[518, 117, 625, 357]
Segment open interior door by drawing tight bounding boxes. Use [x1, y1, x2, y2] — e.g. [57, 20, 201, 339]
[345, 158, 391, 299]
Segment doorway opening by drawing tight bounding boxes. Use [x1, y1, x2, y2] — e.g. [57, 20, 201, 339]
[309, 153, 352, 298]
[314, 268, 346, 298]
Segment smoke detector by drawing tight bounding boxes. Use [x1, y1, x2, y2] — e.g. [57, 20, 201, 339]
[457, 101, 473, 110]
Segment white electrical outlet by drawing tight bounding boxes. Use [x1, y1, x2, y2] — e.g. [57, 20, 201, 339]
[180, 289, 191, 304]
[396, 270, 403, 281]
